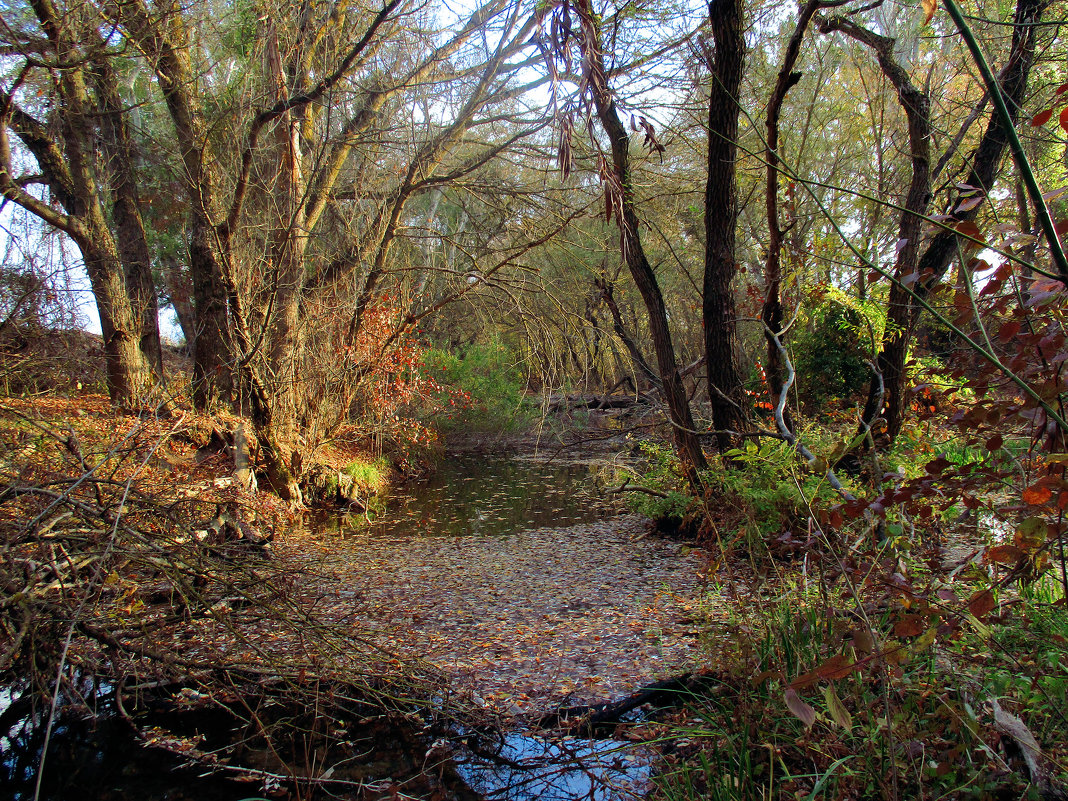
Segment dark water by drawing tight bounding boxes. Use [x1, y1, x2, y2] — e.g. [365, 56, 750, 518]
[2, 684, 651, 801]
[341, 456, 615, 538]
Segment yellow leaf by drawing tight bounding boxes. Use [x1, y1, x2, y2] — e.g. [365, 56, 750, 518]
[823, 684, 852, 730]
[922, 0, 937, 25]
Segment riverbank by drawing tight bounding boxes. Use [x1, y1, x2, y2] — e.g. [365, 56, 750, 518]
[0, 392, 720, 799]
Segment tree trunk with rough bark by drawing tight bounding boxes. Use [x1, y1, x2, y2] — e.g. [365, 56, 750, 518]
[857, 0, 1044, 447]
[0, 0, 152, 407]
[704, 0, 748, 455]
[583, 37, 708, 479]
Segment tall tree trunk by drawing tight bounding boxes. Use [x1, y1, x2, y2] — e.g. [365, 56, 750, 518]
[112, 0, 233, 408]
[91, 48, 165, 381]
[579, 20, 707, 479]
[704, 0, 748, 455]
[763, 1, 821, 431]
[816, 13, 932, 453]
[0, 0, 151, 407]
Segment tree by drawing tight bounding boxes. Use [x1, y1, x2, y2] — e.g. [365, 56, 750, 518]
[0, 0, 163, 406]
[704, 0, 749, 454]
[538, 0, 709, 479]
[822, 0, 1048, 451]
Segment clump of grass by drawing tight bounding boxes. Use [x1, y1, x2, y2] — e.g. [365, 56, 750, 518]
[342, 456, 391, 494]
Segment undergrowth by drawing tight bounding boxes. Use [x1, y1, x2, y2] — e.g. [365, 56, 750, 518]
[623, 412, 1068, 800]
[654, 571, 1068, 801]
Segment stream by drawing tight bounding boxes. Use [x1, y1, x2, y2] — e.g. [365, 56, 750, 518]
[4, 456, 703, 801]
[328, 455, 618, 537]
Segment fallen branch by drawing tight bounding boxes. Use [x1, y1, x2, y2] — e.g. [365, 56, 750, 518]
[535, 671, 715, 732]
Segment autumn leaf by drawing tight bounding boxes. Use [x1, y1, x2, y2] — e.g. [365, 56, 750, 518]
[894, 615, 925, 638]
[954, 194, 985, 214]
[1031, 108, 1054, 127]
[1060, 107, 1068, 136]
[1015, 517, 1048, 550]
[922, 0, 937, 25]
[953, 220, 984, 243]
[852, 628, 875, 655]
[1022, 484, 1052, 505]
[996, 322, 1020, 344]
[968, 589, 995, 618]
[816, 654, 856, 681]
[985, 544, 1026, 564]
[785, 688, 817, 729]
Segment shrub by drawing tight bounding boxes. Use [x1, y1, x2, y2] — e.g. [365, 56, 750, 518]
[791, 291, 880, 407]
[420, 338, 532, 433]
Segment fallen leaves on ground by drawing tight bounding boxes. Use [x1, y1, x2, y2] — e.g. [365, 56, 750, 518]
[279, 515, 711, 715]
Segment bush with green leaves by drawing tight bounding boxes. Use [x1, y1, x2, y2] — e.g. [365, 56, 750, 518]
[620, 440, 695, 522]
[791, 291, 882, 408]
[420, 338, 533, 433]
[623, 437, 848, 543]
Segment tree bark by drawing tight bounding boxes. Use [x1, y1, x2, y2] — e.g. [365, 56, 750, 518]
[558, 1, 707, 480]
[763, 1, 823, 432]
[0, 0, 151, 407]
[704, 0, 748, 455]
[816, 12, 932, 453]
[110, 0, 233, 408]
[91, 48, 165, 381]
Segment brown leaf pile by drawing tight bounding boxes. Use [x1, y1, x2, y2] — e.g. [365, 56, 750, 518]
[280, 515, 711, 715]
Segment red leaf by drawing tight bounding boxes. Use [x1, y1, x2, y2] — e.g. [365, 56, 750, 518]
[985, 544, 1026, 564]
[1022, 484, 1052, 505]
[955, 194, 985, 214]
[1060, 107, 1068, 136]
[997, 321, 1021, 343]
[894, 615, 925, 637]
[1031, 108, 1054, 127]
[954, 220, 984, 243]
[969, 589, 996, 618]
[1057, 82, 1068, 95]
[986, 433, 1004, 451]
[815, 654, 856, 680]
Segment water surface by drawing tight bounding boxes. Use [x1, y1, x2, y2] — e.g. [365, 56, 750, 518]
[343, 455, 616, 538]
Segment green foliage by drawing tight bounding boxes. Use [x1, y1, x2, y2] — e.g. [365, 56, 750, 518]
[656, 578, 1066, 801]
[716, 440, 830, 537]
[421, 338, 533, 433]
[791, 290, 882, 407]
[977, 577, 1068, 750]
[343, 457, 391, 493]
[621, 441, 694, 521]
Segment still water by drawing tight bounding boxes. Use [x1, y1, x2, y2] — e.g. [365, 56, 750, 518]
[342, 455, 616, 538]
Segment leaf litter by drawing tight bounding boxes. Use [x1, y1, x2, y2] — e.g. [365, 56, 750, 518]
[279, 513, 711, 716]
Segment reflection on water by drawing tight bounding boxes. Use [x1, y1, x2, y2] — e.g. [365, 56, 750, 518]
[1, 683, 248, 801]
[2, 680, 651, 801]
[5, 458, 649, 801]
[341, 456, 614, 538]
[458, 732, 650, 800]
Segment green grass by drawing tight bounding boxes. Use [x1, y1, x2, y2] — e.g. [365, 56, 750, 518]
[653, 576, 1066, 801]
[342, 457, 391, 493]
